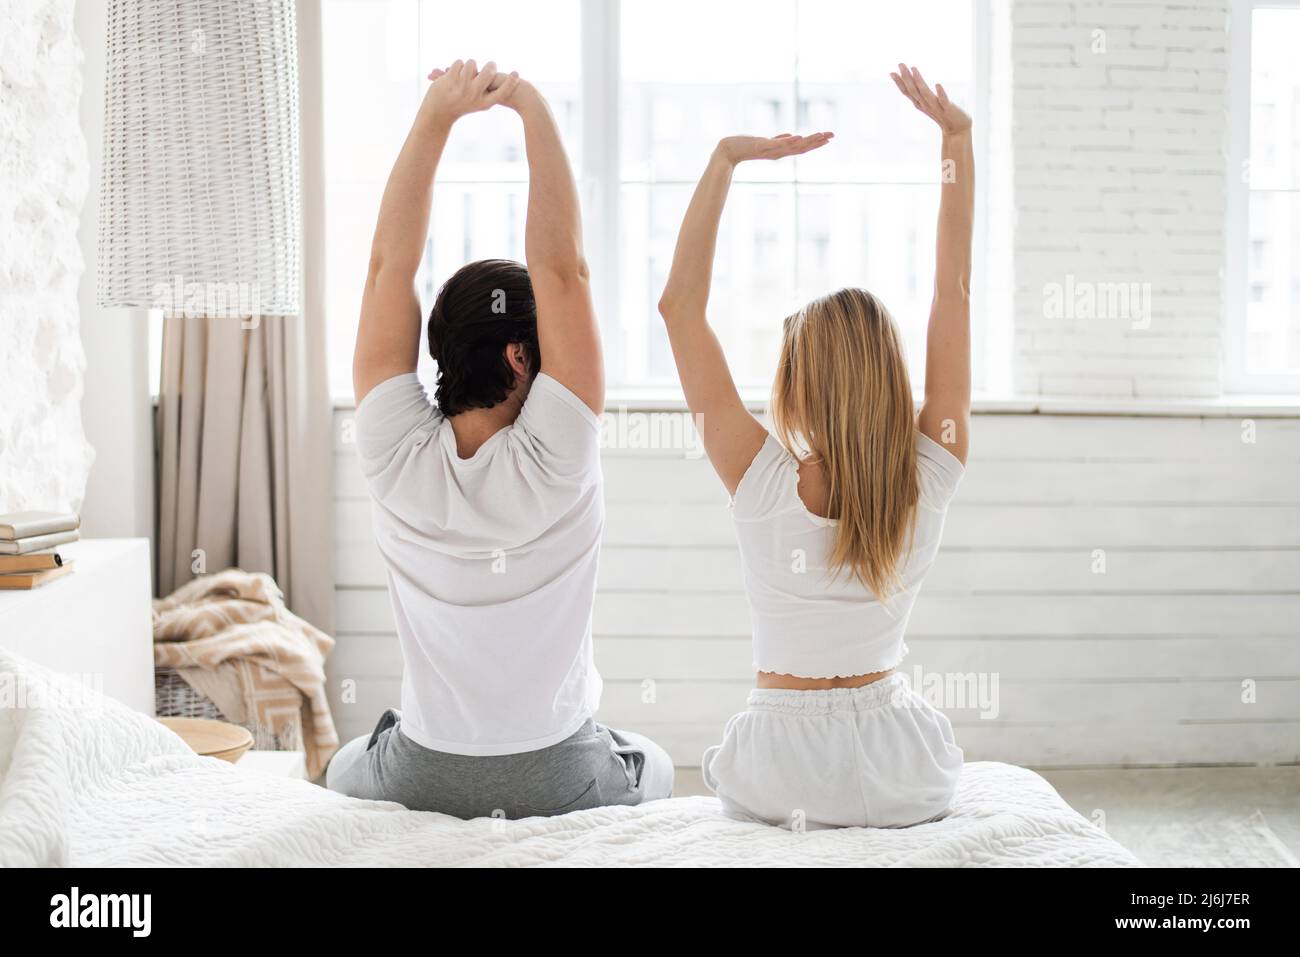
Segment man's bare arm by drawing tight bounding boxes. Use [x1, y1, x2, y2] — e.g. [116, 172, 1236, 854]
[505, 83, 603, 415]
[352, 60, 519, 405]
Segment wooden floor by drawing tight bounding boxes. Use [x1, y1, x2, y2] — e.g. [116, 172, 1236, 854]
[673, 765, 1300, 867]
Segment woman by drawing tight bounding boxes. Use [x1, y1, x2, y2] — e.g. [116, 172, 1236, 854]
[657, 65, 973, 829]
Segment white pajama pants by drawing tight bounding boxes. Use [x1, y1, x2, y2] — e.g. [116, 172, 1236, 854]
[701, 674, 963, 830]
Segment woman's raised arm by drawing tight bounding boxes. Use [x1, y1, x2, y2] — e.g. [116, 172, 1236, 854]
[891, 64, 975, 464]
[657, 133, 832, 493]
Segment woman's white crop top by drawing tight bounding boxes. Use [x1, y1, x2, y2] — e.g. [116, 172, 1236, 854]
[731, 431, 965, 678]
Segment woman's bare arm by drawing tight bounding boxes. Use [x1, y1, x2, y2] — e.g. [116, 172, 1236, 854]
[657, 133, 832, 493]
[891, 64, 974, 464]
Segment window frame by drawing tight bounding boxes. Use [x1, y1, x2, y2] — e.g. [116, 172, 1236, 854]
[1225, 0, 1300, 394]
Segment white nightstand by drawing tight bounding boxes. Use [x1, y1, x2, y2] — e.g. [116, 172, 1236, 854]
[0, 538, 154, 714]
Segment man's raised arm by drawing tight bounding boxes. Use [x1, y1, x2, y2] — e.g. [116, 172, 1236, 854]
[505, 83, 603, 415]
[352, 60, 519, 405]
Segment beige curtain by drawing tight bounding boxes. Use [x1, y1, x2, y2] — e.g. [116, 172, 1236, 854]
[155, 315, 335, 634]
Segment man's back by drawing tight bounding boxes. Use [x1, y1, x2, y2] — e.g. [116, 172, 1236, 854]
[355, 371, 604, 754]
[332, 64, 671, 817]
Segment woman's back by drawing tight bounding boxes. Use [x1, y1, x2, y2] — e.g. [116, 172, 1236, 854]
[733, 431, 965, 681]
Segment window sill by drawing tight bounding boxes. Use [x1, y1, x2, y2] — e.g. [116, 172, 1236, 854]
[330, 391, 1300, 417]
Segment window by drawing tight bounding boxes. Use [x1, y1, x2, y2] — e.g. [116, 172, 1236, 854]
[321, 0, 582, 396]
[322, 0, 988, 400]
[1227, 1, 1300, 392]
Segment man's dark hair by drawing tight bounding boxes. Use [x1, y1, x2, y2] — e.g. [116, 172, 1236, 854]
[427, 259, 540, 416]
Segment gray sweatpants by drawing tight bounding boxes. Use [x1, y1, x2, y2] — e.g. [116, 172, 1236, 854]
[325, 710, 674, 820]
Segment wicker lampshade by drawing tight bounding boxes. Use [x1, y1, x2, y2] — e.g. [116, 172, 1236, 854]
[97, 0, 301, 316]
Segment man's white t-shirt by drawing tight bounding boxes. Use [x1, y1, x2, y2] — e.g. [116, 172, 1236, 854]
[353, 372, 604, 755]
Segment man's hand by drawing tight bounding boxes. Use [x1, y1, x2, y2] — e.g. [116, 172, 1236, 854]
[493, 76, 542, 115]
[890, 63, 971, 135]
[420, 59, 520, 125]
[714, 132, 834, 167]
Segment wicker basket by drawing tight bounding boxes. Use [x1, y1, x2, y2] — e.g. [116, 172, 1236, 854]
[154, 668, 296, 752]
[154, 668, 224, 720]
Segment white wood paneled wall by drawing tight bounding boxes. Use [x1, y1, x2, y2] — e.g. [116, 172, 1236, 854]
[330, 410, 1300, 768]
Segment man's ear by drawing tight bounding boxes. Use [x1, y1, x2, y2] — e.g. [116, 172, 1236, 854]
[504, 342, 530, 380]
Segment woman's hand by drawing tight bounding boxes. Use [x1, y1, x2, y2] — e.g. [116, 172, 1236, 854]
[714, 132, 834, 167]
[420, 60, 520, 123]
[890, 63, 971, 135]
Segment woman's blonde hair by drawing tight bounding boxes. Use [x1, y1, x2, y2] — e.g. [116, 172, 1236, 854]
[770, 287, 919, 599]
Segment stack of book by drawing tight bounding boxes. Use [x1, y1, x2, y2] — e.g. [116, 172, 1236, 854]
[0, 511, 80, 590]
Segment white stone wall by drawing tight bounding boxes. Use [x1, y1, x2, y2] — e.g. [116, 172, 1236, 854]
[0, 0, 94, 514]
[1012, 0, 1230, 397]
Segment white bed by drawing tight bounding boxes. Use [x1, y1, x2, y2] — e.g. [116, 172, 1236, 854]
[0, 650, 1138, 867]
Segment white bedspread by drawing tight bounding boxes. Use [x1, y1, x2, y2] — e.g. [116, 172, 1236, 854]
[0, 650, 1139, 867]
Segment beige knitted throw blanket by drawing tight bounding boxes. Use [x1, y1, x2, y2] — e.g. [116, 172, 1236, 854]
[153, 569, 338, 777]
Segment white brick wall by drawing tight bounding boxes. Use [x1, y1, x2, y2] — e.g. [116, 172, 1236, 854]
[1012, 0, 1230, 397]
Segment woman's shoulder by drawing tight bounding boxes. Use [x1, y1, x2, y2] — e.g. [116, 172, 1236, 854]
[915, 431, 966, 509]
[732, 433, 801, 520]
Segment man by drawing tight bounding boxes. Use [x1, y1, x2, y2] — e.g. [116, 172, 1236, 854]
[327, 60, 673, 818]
